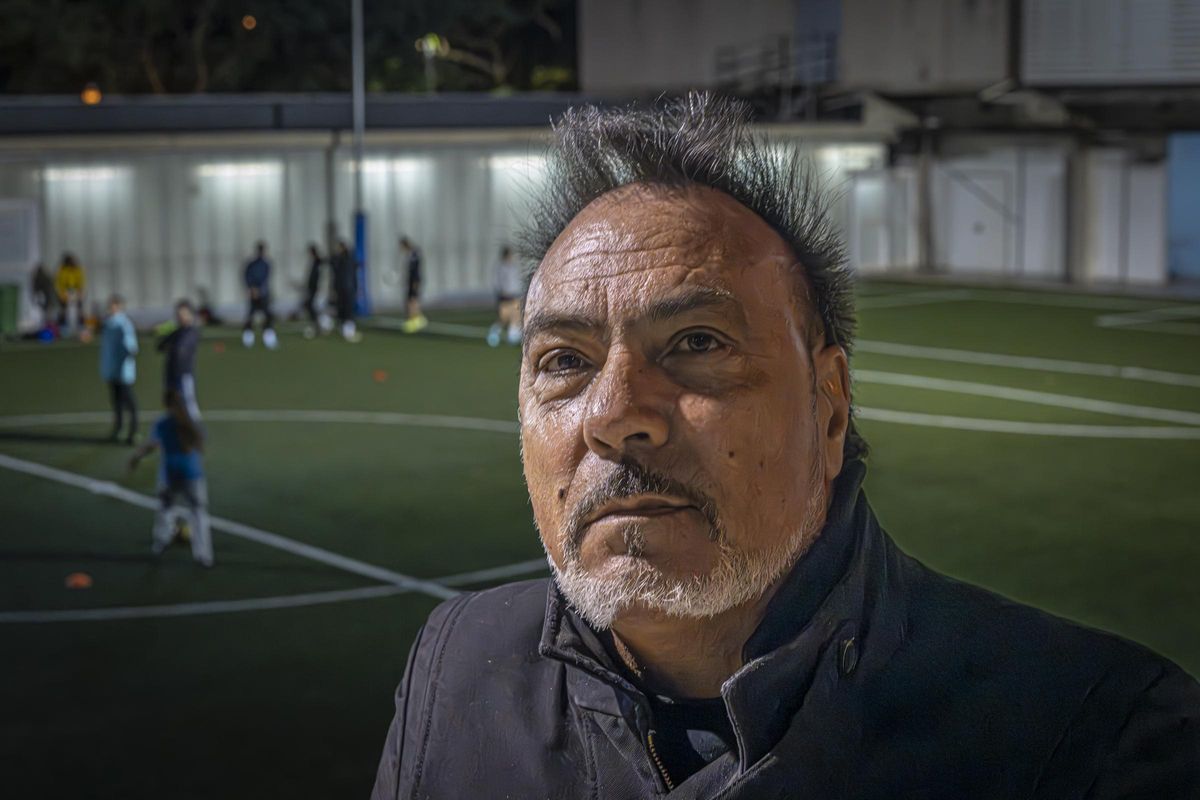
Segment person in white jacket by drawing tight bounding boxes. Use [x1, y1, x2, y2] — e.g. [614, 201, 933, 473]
[99, 294, 139, 444]
[487, 245, 524, 347]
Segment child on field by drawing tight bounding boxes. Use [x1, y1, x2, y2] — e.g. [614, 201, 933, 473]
[129, 390, 213, 567]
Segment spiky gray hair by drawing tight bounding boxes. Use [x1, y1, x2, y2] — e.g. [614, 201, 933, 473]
[519, 92, 866, 460]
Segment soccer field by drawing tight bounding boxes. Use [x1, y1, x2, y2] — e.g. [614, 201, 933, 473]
[2, 281, 1199, 798]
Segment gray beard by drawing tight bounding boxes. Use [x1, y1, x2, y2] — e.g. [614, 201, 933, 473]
[546, 469, 827, 631]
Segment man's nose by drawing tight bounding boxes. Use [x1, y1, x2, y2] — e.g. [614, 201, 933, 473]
[581, 350, 670, 460]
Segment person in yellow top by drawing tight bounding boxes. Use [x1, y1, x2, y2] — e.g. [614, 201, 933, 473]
[55, 252, 86, 330]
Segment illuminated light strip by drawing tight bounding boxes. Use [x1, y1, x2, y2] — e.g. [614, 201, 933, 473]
[195, 162, 281, 178]
[348, 158, 427, 174]
[43, 166, 123, 181]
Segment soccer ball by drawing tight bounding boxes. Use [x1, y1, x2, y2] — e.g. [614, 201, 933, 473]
[172, 515, 192, 545]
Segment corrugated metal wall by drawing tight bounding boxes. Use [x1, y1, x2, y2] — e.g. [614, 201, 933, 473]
[0, 135, 555, 320]
[1023, 0, 1200, 86]
[0, 130, 878, 325]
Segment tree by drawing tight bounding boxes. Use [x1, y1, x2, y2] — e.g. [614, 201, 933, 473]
[0, 0, 575, 94]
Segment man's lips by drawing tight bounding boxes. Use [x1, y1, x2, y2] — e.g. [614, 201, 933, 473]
[584, 495, 696, 526]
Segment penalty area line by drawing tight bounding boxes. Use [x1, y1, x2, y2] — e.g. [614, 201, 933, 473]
[0, 555, 552, 624]
[0, 453, 458, 602]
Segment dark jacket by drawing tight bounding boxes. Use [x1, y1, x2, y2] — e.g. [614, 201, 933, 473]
[244, 256, 271, 293]
[372, 462, 1200, 799]
[157, 325, 199, 388]
[331, 250, 358, 296]
[306, 255, 324, 296]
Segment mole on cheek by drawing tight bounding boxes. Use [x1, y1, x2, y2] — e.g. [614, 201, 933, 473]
[558, 488, 566, 500]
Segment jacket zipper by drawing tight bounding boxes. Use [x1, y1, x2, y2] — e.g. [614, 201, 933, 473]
[646, 731, 675, 791]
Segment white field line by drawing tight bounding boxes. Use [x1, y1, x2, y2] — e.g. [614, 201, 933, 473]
[0, 585, 410, 623]
[0, 409, 519, 435]
[960, 290, 1171, 311]
[366, 317, 493, 338]
[1094, 305, 1200, 328]
[855, 289, 973, 310]
[0, 453, 458, 601]
[1094, 306, 1200, 337]
[1119, 321, 1200, 336]
[855, 407, 1200, 439]
[436, 557, 549, 587]
[2, 377, 1196, 625]
[855, 340, 1200, 388]
[855, 369, 1200, 427]
[0, 558, 557, 624]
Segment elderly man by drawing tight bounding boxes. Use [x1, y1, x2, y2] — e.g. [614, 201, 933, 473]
[372, 95, 1199, 799]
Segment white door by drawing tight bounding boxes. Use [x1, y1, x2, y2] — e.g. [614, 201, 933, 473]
[0, 199, 41, 329]
[939, 168, 1012, 275]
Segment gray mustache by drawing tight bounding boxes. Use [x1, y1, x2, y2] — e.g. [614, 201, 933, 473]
[564, 461, 724, 554]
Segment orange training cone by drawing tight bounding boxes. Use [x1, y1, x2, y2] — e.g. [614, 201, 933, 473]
[65, 572, 93, 589]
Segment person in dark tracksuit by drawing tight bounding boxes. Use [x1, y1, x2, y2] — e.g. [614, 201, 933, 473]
[399, 236, 426, 333]
[157, 300, 202, 419]
[99, 294, 138, 444]
[242, 241, 277, 349]
[330, 239, 361, 342]
[30, 263, 58, 328]
[302, 243, 330, 338]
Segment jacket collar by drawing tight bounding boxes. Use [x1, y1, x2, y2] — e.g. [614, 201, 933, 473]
[538, 459, 911, 768]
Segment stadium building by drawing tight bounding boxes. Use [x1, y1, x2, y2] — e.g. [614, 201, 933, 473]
[5, 0, 1200, 333]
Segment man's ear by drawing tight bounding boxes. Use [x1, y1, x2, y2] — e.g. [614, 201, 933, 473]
[812, 343, 851, 483]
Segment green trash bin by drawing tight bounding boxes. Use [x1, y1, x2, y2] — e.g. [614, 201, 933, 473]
[0, 283, 18, 336]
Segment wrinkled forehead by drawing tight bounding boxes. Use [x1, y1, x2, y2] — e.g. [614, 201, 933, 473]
[527, 183, 798, 319]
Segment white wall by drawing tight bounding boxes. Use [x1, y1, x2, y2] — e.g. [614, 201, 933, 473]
[1080, 150, 1167, 285]
[845, 141, 1174, 287]
[0, 130, 885, 324]
[846, 167, 918, 274]
[839, 0, 1010, 94]
[849, 142, 1069, 280]
[1023, 0, 1200, 86]
[0, 199, 40, 328]
[0, 133, 554, 323]
[929, 145, 1067, 279]
[578, 0, 796, 94]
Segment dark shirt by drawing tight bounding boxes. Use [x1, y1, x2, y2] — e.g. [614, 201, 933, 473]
[332, 251, 357, 294]
[31, 269, 55, 304]
[647, 694, 736, 785]
[306, 255, 323, 295]
[244, 257, 270, 292]
[605, 477, 860, 785]
[157, 325, 199, 387]
[152, 415, 204, 484]
[406, 250, 421, 284]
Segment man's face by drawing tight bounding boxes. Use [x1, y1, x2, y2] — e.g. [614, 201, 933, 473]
[176, 306, 194, 327]
[519, 184, 849, 629]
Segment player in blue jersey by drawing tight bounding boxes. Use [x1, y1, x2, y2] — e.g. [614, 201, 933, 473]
[129, 389, 213, 567]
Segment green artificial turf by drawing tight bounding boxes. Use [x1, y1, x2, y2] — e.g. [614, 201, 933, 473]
[1, 281, 1198, 798]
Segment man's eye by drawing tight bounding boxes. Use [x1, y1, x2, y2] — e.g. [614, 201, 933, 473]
[541, 351, 588, 373]
[673, 332, 723, 354]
